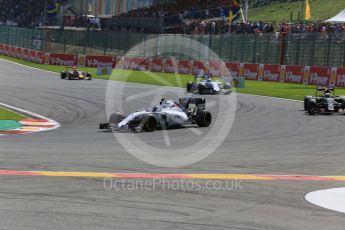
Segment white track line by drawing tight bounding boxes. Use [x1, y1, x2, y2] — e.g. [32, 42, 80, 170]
[305, 187, 345, 214]
[0, 58, 56, 74]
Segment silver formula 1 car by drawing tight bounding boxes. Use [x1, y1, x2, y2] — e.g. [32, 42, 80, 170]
[99, 97, 212, 132]
[186, 74, 231, 95]
[304, 86, 345, 115]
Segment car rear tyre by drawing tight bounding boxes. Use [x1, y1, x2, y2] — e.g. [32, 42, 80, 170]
[86, 73, 92, 80]
[196, 110, 212, 127]
[61, 72, 66, 79]
[198, 84, 205, 94]
[186, 81, 194, 93]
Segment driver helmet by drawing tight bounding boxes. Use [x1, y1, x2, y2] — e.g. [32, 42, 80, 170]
[324, 93, 331, 98]
[160, 99, 177, 109]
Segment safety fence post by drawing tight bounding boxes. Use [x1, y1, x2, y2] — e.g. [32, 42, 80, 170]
[279, 32, 287, 65]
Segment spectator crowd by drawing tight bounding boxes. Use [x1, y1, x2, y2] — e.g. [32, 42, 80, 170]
[0, 0, 44, 26]
[118, 0, 345, 36]
[1, 0, 345, 37]
[116, 0, 345, 35]
[0, 0, 66, 27]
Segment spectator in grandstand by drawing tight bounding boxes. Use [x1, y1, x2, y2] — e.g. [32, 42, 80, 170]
[112, 0, 345, 36]
[0, 0, 64, 27]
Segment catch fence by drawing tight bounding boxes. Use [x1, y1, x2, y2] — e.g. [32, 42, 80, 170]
[1, 25, 345, 67]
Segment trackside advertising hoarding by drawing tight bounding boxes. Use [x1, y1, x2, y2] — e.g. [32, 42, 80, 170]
[3, 44, 10, 55]
[208, 61, 221, 77]
[36, 51, 45, 64]
[192, 60, 207, 75]
[2, 43, 345, 88]
[283, 65, 304, 84]
[164, 59, 177, 73]
[226, 63, 241, 78]
[243, 63, 259, 80]
[178, 60, 190, 74]
[335, 68, 345, 87]
[308, 66, 331, 86]
[124, 57, 149, 71]
[83, 55, 116, 68]
[15, 47, 22, 58]
[262, 64, 280, 82]
[151, 58, 164, 72]
[49, 54, 78, 66]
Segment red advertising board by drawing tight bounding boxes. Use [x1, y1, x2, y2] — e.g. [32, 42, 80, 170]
[335, 68, 345, 87]
[15, 47, 23, 59]
[226, 63, 241, 78]
[0, 44, 3, 54]
[262, 64, 280, 82]
[9, 46, 16, 57]
[208, 61, 221, 77]
[22, 48, 29, 60]
[124, 57, 149, 70]
[164, 59, 177, 73]
[284, 65, 304, 84]
[151, 58, 163, 72]
[178, 60, 190, 74]
[36, 51, 45, 64]
[243, 63, 259, 80]
[308, 66, 330, 85]
[85, 55, 116, 68]
[49, 53, 78, 66]
[28, 50, 37, 62]
[192, 60, 207, 75]
[3, 45, 9, 55]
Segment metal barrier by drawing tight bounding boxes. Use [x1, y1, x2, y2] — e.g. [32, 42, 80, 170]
[1, 25, 345, 67]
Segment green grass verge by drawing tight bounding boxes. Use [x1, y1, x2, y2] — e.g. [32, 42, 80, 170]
[0, 107, 26, 121]
[248, 0, 345, 23]
[2, 54, 345, 101]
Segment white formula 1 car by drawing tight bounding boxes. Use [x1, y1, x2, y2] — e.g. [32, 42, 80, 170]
[186, 74, 231, 94]
[99, 98, 212, 132]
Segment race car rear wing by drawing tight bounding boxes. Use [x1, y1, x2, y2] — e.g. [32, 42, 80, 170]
[317, 86, 334, 91]
[179, 97, 206, 111]
[316, 86, 335, 97]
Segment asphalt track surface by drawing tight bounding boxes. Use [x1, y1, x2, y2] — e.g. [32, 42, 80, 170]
[0, 59, 344, 230]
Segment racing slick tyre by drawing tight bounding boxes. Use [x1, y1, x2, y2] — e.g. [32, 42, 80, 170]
[198, 84, 205, 95]
[66, 73, 72, 80]
[196, 110, 212, 127]
[306, 103, 317, 115]
[109, 112, 125, 124]
[141, 114, 158, 132]
[337, 96, 345, 110]
[86, 73, 92, 80]
[60, 72, 67, 79]
[186, 81, 194, 93]
[304, 96, 312, 111]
